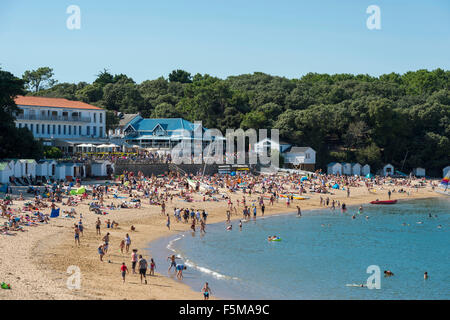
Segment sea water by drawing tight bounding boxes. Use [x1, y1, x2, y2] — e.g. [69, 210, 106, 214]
[148, 198, 450, 299]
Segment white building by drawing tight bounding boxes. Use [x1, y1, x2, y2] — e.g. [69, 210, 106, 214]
[253, 138, 292, 155]
[327, 162, 343, 175]
[283, 147, 316, 171]
[341, 163, 352, 175]
[14, 95, 107, 149]
[412, 167, 426, 177]
[362, 164, 371, 176]
[383, 164, 394, 176]
[351, 163, 362, 176]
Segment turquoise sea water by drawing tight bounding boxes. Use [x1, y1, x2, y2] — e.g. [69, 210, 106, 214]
[148, 198, 450, 299]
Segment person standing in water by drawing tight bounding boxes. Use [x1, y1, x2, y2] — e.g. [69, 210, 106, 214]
[424, 272, 428, 280]
[297, 206, 301, 216]
[202, 282, 212, 300]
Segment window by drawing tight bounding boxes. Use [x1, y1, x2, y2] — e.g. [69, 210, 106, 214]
[42, 124, 45, 134]
[100, 113, 103, 123]
[53, 125, 56, 134]
[73, 126, 76, 135]
[93, 126, 97, 136]
[87, 126, 90, 136]
[48, 124, 51, 134]
[63, 125, 66, 135]
[99, 127, 103, 137]
[68, 125, 71, 135]
[36, 124, 39, 134]
[93, 113, 96, 123]
[30, 124, 34, 132]
[79, 126, 82, 135]
[18, 123, 22, 128]
[58, 125, 61, 135]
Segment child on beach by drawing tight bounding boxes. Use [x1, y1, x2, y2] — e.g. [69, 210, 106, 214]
[120, 263, 129, 283]
[202, 282, 212, 300]
[98, 244, 105, 261]
[150, 258, 156, 276]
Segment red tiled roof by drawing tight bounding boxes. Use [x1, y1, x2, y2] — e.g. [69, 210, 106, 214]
[14, 95, 104, 110]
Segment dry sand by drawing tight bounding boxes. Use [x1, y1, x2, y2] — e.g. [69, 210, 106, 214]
[0, 182, 444, 300]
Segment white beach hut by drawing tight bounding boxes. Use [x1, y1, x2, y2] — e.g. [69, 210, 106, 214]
[327, 162, 343, 175]
[341, 163, 352, 175]
[383, 164, 394, 176]
[91, 160, 114, 177]
[0, 161, 14, 184]
[55, 164, 67, 181]
[412, 167, 426, 177]
[351, 163, 362, 176]
[361, 164, 371, 176]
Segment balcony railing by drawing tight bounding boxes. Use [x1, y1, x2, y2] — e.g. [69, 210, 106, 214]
[16, 114, 92, 123]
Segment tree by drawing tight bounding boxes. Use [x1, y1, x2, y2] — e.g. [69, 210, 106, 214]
[22, 67, 57, 92]
[169, 70, 192, 83]
[94, 69, 115, 87]
[43, 146, 62, 159]
[0, 70, 43, 159]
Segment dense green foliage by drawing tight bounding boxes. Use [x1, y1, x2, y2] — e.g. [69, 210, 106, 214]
[25, 68, 450, 175]
[0, 70, 43, 159]
[43, 146, 62, 159]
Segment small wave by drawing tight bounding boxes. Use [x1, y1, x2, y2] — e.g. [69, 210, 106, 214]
[184, 259, 239, 281]
[166, 235, 184, 252]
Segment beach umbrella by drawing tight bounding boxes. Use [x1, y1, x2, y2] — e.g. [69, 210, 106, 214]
[332, 184, 339, 189]
[365, 173, 374, 178]
[301, 176, 308, 181]
[230, 171, 236, 176]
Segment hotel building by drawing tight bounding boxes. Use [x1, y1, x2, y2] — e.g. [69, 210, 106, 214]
[13, 95, 107, 151]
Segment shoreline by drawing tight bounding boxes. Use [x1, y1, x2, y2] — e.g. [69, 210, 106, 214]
[0, 184, 445, 300]
[145, 194, 447, 300]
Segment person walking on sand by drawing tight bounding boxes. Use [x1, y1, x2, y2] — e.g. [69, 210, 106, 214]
[131, 249, 138, 274]
[74, 225, 80, 246]
[120, 262, 129, 283]
[125, 233, 131, 253]
[202, 282, 212, 300]
[102, 232, 110, 253]
[138, 255, 148, 284]
[96, 217, 101, 235]
[98, 244, 105, 261]
[119, 239, 125, 254]
[149, 258, 156, 276]
[166, 214, 170, 230]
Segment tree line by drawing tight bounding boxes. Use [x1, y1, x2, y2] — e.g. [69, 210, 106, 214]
[2, 67, 449, 175]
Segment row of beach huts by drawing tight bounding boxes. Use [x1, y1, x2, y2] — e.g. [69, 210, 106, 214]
[327, 162, 432, 177]
[0, 159, 114, 185]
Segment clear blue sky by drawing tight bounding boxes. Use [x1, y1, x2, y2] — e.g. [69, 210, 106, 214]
[1, 0, 449, 83]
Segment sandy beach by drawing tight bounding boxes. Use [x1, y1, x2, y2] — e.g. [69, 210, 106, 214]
[0, 179, 444, 300]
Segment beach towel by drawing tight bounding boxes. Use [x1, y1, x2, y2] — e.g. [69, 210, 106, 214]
[50, 208, 60, 218]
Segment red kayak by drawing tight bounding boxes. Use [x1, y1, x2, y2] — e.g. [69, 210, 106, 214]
[370, 200, 397, 205]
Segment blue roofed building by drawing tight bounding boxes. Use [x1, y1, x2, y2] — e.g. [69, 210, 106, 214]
[122, 116, 208, 150]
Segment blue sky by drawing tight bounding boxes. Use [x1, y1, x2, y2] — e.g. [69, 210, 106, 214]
[1, 0, 449, 83]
